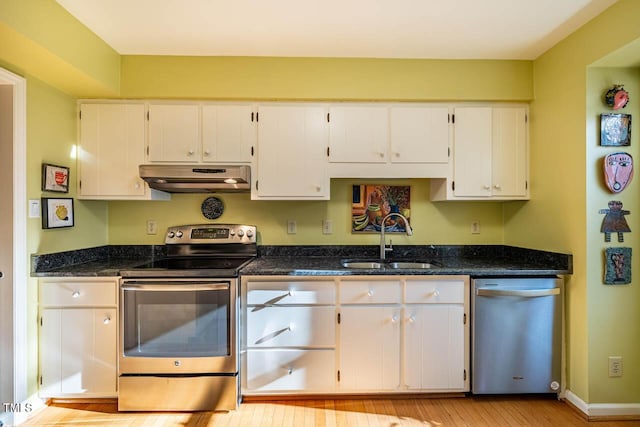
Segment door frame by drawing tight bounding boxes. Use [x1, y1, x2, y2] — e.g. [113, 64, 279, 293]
[0, 66, 27, 421]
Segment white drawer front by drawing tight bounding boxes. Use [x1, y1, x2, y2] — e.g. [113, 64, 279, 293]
[405, 280, 465, 304]
[339, 281, 401, 304]
[247, 306, 335, 347]
[39, 281, 117, 307]
[246, 349, 335, 392]
[247, 281, 335, 305]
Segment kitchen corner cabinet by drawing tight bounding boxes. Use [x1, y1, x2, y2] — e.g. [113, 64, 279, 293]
[77, 102, 168, 200]
[328, 104, 450, 178]
[252, 104, 329, 200]
[38, 278, 118, 398]
[431, 105, 529, 201]
[242, 275, 469, 396]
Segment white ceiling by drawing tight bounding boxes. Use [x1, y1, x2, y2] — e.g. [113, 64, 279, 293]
[56, 0, 618, 60]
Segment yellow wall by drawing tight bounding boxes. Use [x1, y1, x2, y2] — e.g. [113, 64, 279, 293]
[121, 56, 532, 101]
[109, 179, 505, 245]
[0, 0, 120, 96]
[586, 67, 640, 402]
[504, 0, 640, 404]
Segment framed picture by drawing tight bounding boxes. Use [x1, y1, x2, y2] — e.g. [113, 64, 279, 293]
[600, 113, 631, 146]
[42, 163, 70, 193]
[42, 198, 74, 229]
[604, 247, 631, 285]
[351, 184, 411, 233]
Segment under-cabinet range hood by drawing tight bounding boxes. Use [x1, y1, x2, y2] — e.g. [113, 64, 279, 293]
[139, 164, 251, 193]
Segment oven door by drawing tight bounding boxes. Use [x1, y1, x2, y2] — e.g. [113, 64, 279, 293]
[119, 278, 237, 375]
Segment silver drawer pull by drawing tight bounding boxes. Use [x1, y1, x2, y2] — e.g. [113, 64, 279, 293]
[72, 291, 80, 298]
[287, 368, 293, 375]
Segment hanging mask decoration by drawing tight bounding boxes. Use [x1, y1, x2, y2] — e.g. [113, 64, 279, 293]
[605, 84, 630, 110]
[604, 152, 634, 193]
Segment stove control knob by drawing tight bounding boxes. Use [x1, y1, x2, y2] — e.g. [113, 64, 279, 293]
[167, 231, 175, 238]
[246, 229, 254, 238]
[175, 231, 183, 238]
[237, 229, 245, 238]
[229, 229, 236, 236]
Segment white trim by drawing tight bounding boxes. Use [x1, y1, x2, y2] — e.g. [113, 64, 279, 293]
[565, 390, 640, 418]
[0, 67, 28, 422]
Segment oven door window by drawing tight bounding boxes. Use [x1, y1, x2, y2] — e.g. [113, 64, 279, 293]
[122, 285, 230, 358]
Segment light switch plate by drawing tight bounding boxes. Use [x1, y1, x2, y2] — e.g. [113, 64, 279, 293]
[29, 199, 40, 218]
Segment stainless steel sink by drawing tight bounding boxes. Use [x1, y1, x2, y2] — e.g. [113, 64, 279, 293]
[387, 262, 434, 269]
[341, 260, 383, 269]
[341, 259, 439, 269]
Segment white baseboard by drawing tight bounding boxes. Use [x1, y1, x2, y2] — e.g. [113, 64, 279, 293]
[565, 389, 640, 418]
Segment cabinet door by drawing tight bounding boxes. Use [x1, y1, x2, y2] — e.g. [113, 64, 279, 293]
[256, 104, 329, 198]
[390, 106, 449, 164]
[404, 305, 465, 390]
[328, 105, 388, 163]
[202, 104, 255, 163]
[147, 104, 200, 162]
[452, 107, 492, 197]
[78, 103, 146, 197]
[40, 308, 117, 397]
[492, 107, 528, 197]
[339, 306, 400, 391]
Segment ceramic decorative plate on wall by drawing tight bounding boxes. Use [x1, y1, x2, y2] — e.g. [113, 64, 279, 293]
[201, 196, 224, 219]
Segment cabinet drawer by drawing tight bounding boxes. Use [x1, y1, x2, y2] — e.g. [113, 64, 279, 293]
[247, 281, 335, 305]
[246, 349, 335, 392]
[339, 281, 401, 304]
[405, 280, 465, 304]
[247, 306, 335, 347]
[39, 281, 117, 307]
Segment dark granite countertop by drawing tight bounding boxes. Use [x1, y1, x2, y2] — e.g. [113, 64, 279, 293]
[32, 244, 572, 278]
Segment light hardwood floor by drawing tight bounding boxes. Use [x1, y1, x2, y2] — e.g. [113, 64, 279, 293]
[19, 396, 640, 427]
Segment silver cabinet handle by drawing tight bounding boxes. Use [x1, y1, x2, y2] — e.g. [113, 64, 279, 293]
[477, 288, 560, 297]
[103, 316, 111, 325]
[72, 291, 80, 298]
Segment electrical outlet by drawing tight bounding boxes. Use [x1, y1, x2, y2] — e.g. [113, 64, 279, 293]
[287, 220, 297, 234]
[146, 220, 158, 235]
[609, 356, 623, 377]
[322, 219, 333, 234]
[471, 220, 480, 234]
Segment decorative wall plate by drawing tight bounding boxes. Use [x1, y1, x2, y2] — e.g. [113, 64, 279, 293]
[604, 247, 631, 285]
[201, 196, 224, 220]
[605, 84, 629, 110]
[604, 152, 633, 193]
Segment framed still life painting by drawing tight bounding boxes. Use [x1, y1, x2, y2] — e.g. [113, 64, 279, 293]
[42, 198, 74, 229]
[352, 184, 411, 233]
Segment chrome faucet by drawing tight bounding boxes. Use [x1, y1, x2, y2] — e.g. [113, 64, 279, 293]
[379, 212, 413, 260]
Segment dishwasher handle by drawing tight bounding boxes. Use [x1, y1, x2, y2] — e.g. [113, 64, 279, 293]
[476, 288, 560, 298]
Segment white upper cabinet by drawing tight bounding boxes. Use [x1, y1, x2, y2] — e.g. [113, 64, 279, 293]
[147, 102, 257, 164]
[253, 104, 329, 200]
[77, 102, 168, 200]
[431, 104, 529, 200]
[328, 105, 389, 163]
[328, 104, 450, 178]
[389, 105, 450, 164]
[147, 103, 201, 162]
[202, 104, 256, 163]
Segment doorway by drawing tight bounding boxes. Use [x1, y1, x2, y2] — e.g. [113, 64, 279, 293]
[0, 67, 27, 425]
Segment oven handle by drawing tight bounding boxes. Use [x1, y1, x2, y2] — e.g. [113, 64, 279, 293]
[121, 282, 230, 292]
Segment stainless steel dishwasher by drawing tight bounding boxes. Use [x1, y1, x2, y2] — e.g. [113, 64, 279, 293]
[472, 277, 563, 394]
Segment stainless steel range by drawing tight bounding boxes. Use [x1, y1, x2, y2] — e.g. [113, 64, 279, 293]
[118, 224, 257, 412]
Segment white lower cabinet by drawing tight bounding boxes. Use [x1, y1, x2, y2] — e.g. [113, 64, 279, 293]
[242, 275, 469, 396]
[38, 278, 118, 398]
[242, 279, 337, 394]
[338, 305, 401, 391]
